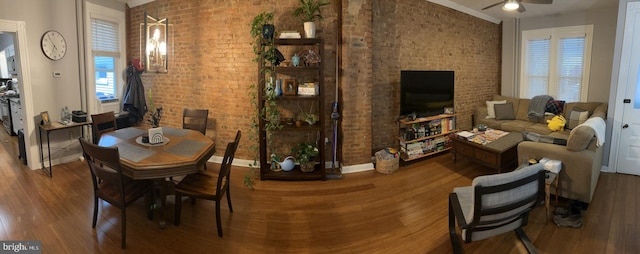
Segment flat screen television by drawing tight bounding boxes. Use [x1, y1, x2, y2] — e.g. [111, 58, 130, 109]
[400, 70, 454, 117]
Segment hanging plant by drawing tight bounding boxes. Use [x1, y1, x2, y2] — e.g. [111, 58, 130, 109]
[246, 11, 281, 189]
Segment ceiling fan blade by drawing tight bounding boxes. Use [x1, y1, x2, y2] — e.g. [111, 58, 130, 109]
[517, 4, 527, 12]
[482, 1, 505, 10]
[521, 0, 552, 4]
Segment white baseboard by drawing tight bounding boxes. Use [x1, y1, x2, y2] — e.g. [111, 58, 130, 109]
[341, 163, 375, 174]
[209, 156, 375, 174]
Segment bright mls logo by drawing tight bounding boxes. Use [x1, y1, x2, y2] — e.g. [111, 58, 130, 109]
[1, 241, 41, 254]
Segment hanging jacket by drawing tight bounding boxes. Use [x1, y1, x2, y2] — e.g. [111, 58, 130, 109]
[122, 64, 147, 123]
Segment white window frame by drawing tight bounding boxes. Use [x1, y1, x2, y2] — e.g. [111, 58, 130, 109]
[519, 25, 594, 102]
[84, 3, 126, 114]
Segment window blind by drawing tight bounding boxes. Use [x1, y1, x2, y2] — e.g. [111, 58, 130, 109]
[556, 37, 585, 102]
[526, 39, 550, 97]
[91, 18, 119, 56]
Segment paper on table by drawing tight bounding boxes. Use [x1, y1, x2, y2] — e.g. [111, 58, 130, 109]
[457, 131, 476, 138]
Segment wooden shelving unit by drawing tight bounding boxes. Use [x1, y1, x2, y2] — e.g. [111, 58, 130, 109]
[258, 38, 325, 181]
[397, 114, 457, 162]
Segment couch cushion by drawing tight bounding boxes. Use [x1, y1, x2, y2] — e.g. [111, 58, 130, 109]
[564, 102, 602, 118]
[477, 118, 505, 130]
[495, 102, 516, 120]
[486, 100, 507, 119]
[515, 99, 531, 121]
[524, 124, 553, 135]
[591, 104, 608, 119]
[567, 125, 595, 151]
[499, 120, 536, 133]
[567, 108, 589, 129]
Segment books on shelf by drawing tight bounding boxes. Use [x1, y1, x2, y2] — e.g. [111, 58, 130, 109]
[279, 31, 301, 39]
[297, 82, 319, 96]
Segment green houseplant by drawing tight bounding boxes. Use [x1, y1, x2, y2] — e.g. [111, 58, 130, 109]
[293, 0, 330, 38]
[246, 11, 282, 189]
[291, 142, 319, 172]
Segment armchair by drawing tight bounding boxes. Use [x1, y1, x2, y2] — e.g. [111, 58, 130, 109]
[449, 163, 545, 253]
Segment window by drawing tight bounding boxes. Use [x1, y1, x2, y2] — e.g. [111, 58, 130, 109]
[85, 2, 125, 116]
[520, 25, 593, 102]
[91, 18, 119, 100]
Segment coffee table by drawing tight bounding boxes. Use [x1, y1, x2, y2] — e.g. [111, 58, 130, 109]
[451, 131, 523, 173]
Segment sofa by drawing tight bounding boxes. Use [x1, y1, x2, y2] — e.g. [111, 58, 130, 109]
[473, 95, 608, 203]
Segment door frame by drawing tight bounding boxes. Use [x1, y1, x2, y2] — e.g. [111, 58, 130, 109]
[608, 0, 640, 173]
[0, 19, 36, 169]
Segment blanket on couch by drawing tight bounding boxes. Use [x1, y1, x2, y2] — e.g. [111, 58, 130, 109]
[527, 95, 553, 119]
[572, 117, 606, 147]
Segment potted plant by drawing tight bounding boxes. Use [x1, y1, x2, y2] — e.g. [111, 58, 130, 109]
[297, 102, 318, 125]
[291, 142, 319, 172]
[293, 0, 330, 38]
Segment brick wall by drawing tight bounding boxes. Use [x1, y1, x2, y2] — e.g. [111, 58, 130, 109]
[127, 0, 339, 161]
[371, 1, 501, 154]
[125, 0, 500, 167]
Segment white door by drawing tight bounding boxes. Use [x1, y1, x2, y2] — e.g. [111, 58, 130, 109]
[616, 1, 640, 175]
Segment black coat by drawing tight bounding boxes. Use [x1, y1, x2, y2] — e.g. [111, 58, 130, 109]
[122, 65, 147, 123]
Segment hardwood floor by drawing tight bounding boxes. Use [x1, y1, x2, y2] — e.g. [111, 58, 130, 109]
[0, 130, 638, 253]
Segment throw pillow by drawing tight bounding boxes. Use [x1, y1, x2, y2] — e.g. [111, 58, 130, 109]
[485, 100, 507, 119]
[567, 126, 595, 151]
[545, 100, 565, 115]
[566, 108, 589, 129]
[494, 102, 515, 120]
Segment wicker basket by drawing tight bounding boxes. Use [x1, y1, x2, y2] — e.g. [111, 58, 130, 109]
[375, 151, 399, 174]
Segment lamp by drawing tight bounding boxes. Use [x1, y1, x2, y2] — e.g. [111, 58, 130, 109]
[144, 11, 168, 73]
[503, 0, 520, 11]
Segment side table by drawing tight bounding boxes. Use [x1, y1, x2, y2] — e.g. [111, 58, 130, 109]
[516, 161, 562, 223]
[545, 171, 560, 222]
[39, 121, 92, 177]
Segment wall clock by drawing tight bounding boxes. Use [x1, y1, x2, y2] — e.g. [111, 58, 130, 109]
[41, 30, 67, 60]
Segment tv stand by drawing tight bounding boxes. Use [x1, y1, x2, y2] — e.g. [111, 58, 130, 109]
[397, 114, 457, 162]
[416, 110, 443, 118]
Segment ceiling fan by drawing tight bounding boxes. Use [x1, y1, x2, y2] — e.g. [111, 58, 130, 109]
[482, 0, 553, 13]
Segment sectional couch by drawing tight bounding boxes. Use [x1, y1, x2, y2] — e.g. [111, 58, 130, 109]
[473, 95, 608, 203]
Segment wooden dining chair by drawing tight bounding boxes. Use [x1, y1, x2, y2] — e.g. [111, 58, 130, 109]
[183, 108, 209, 135]
[91, 111, 117, 144]
[174, 130, 241, 237]
[183, 108, 210, 170]
[79, 138, 153, 249]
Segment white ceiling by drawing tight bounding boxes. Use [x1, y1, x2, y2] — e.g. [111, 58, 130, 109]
[431, 0, 618, 23]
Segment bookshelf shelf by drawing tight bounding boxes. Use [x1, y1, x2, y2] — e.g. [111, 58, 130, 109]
[397, 114, 457, 162]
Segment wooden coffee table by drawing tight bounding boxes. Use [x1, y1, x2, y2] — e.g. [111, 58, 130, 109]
[451, 131, 523, 173]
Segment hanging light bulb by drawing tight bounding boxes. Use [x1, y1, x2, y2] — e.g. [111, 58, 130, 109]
[159, 41, 166, 56]
[153, 27, 161, 40]
[503, 0, 519, 11]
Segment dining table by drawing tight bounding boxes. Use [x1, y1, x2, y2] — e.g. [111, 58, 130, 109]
[98, 126, 216, 228]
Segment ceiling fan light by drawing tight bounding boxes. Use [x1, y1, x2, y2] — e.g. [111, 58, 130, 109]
[503, 0, 519, 10]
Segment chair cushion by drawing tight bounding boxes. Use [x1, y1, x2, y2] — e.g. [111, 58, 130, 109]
[465, 163, 543, 241]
